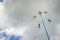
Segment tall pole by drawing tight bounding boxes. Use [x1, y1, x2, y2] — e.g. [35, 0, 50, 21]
[39, 11, 50, 40]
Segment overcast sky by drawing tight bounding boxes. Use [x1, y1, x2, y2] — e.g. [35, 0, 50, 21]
[0, 0, 60, 40]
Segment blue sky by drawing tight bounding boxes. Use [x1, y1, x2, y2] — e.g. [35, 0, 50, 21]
[0, 0, 3, 2]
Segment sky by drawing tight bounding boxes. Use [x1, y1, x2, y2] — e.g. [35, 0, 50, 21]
[0, 0, 3, 2]
[0, 0, 60, 40]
